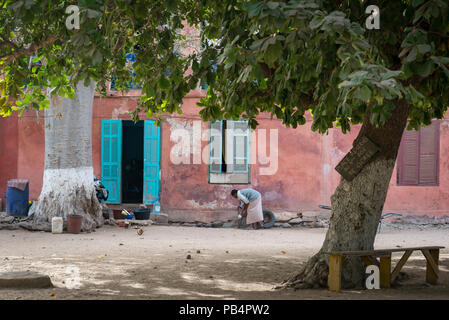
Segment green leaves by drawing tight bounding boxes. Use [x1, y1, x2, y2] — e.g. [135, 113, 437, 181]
[158, 76, 170, 89]
[263, 41, 283, 66]
[355, 86, 372, 102]
[1, 0, 448, 135]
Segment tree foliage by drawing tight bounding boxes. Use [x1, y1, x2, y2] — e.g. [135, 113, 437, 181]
[1, 0, 449, 134]
[187, 0, 449, 132]
[0, 0, 198, 120]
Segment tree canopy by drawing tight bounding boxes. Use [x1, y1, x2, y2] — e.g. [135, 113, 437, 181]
[1, 0, 449, 134]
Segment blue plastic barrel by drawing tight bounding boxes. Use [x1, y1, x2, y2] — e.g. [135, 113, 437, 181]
[6, 179, 29, 216]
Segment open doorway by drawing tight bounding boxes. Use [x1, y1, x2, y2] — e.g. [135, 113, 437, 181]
[122, 121, 144, 203]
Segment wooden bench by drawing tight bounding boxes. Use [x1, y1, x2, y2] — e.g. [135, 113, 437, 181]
[326, 246, 444, 292]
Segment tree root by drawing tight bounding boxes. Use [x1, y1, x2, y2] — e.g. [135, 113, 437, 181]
[277, 252, 329, 290]
[31, 185, 103, 232]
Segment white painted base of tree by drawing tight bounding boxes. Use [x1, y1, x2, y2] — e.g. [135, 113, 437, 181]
[31, 167, 103, 232]
[280, 159, 395, 290]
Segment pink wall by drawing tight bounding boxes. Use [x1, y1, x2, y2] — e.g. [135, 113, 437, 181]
[323, 119, 449, 217]
[2, 90, 449, 221]
[88, 90, 324, 221]
[0, 115, 19, 210]
[17, 114, 45, 200]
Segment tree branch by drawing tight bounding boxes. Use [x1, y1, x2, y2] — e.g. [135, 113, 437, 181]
[0, 35, 59, 70]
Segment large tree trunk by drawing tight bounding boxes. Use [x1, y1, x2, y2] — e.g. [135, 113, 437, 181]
[282, 100, 411, 289]
[31, 81, 103, 232]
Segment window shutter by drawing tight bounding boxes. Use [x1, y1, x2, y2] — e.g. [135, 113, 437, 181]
[231, 120, 249, 173]
[101, 120, 122, 203]
[209, 121, 222, 173]
[398, 129, 419, 185]
[418, 121, 439, 185]
[143, 120, 161, 203]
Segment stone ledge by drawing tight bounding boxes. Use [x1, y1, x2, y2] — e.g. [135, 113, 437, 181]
[0, 271, 53, 289]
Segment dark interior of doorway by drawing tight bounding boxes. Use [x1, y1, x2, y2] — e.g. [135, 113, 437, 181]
[122, 121, 144, 203]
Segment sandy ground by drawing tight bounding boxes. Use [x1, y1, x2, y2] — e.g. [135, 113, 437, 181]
[1, 225, 449, 300]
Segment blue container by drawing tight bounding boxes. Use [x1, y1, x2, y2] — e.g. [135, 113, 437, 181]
[6, 179, 29, 216]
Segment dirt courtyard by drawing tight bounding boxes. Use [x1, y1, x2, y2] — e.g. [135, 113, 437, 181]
[1, 225, 449, 300]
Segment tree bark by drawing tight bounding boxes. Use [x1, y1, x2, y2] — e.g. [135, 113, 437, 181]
[281, 100, 411, 289]
[31, 81, 103, 232]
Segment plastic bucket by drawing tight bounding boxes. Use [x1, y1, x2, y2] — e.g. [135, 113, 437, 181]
[66, 215, 83, 234]
[134, 208, 150, 220]
[6, 180, 29, 216]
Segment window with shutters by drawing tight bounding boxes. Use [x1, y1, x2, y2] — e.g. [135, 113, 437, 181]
[397, 120, 440, 186]
[209, 120, 250, 184]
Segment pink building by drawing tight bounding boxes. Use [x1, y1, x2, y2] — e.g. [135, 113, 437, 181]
[0, 86, 447, 222]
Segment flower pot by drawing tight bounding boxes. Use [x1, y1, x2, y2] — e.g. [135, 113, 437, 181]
[113, 209, 124, 220]
[66, 215, 83, 234]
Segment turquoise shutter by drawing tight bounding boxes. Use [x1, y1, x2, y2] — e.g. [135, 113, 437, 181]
[232, 120, 249, 173]
[101, 120, 122, 203]
[209, 121, 223, 173]
[144, 120, 161, 203]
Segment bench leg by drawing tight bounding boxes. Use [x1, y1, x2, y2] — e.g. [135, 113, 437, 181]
[328, 254, 344, 292]
[379, 255, 391, 289]
[423, 249, 440, 285]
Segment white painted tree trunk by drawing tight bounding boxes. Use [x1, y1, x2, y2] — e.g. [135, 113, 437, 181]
[31, 81, 103, 232]
[282, 100, 410, 289]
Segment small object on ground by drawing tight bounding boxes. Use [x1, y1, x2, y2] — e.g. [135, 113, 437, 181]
[134, 208, 151, 220]
[212, 221, 224, 228]
[186, 254, 192, 259]
[223, 222, 234, 228]
[137, 227, 144, 236]
[113, 209, 124, 220]
[51, 217, 63, 234]
[50, 293, 55, 297]
[66, 215, 83, 234]
[125, 221, 130, 229]
[196, 250, 201, 254]
[288, 217, 303, 224]
[119, 243, 124, 246]
[152, 200, 161, 215]
[281, 250, 286, 254]
[262, 210, 276, 229]
[122, 209, 134, 220]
